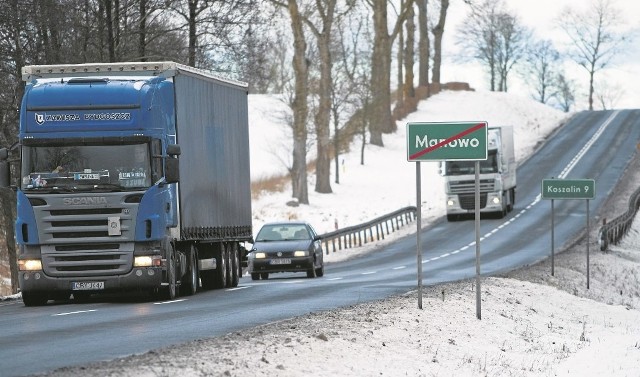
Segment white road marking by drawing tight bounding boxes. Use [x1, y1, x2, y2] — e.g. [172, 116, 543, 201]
[53, 309, 97, 316]
[153, 299, 187, 305]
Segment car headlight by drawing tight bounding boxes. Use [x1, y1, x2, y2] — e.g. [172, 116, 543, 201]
[18, 259, 42, 271]
[293, 251, 308, 257]
[254, 252, 266, 259]
[134, 255, 162, 267]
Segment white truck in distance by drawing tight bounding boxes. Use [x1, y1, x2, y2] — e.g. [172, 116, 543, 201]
[441, 125, 516, 221]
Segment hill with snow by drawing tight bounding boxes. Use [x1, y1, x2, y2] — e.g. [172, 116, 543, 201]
[249, 90, 570, 238]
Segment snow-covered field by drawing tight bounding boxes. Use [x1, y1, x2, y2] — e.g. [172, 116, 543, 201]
[30, 91, 640, 376]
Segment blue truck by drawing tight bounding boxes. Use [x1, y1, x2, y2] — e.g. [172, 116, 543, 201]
[0, 62, 253, 306]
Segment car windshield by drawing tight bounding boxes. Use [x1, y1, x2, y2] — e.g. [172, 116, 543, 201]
[256, 224, 310, 241]
[21, 143, 153, 192]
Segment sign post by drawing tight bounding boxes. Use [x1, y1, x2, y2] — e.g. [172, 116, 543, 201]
[407, 122, 487, 315]
[541, 178, 595, 287]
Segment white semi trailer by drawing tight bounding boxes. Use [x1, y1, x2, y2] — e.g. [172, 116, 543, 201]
[441, 125, 516, 221]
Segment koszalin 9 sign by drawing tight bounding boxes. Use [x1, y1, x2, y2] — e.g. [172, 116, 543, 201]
[406, 121, 488, 161]
[541, 179, 595, 200]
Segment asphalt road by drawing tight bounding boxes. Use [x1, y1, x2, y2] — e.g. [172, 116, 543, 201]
[0, 109, 638, 377]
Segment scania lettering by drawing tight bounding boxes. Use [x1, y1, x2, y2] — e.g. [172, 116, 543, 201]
[0, 62, 253, 306]
[441, 126, 517, 221]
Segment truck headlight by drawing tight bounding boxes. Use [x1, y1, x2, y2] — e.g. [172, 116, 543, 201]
[492, 196, 501, 204]
[18, 259, 42, 271]
[293, 251, 308, 257]
[134, 255, 162, 267]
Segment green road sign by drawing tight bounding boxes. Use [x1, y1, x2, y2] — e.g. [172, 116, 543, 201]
[406, 121, 488, 161]
[541, 179, 595, 200]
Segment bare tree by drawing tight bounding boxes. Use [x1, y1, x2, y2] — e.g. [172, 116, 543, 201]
[366, 0, 409, 146]
[335, 5, 372, 168]
[523, 39, 560, 104]
[431, 0, 448, 86]
[403, 0, 415, 101]
[557, 0, 627, 111]
[458, 0, 528, 92]
[415, 0, 429, 87]
[269, 0, 311, 204]
[555, 73, 576, 112]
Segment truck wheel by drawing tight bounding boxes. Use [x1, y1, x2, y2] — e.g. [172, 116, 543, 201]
[230, 243, 240, 287]
[163, 249, 177, 300]
[214, 245, 228, 289]
[251, 273, 260, 280]
[225, 243, 234, 288]
[179, 245, 198, 296]
[22, 291, 48, 306]
[447, 214, 458, 222]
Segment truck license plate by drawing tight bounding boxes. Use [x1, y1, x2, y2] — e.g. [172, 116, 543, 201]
[71, 281, 105, 290]
[270, 258, 291, 265]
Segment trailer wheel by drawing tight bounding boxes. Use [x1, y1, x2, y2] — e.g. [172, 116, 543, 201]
[179, 245, 198, 296]
[260, 272, 269, 280]
[230, 243, 240, 287]
[22, 291, 48, 307]
[212, 244, 228, 289]
[251, 273, 260, 280]
[225, 243, 234, 287]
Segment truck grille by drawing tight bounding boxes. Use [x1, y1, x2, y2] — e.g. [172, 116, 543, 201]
[458, 193, 488, 210]
[42, 247, 133, 277]
[449, 179, 495, 194]
[30, 194, 139, 277]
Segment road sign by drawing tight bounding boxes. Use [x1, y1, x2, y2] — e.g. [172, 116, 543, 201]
[541, 179, 595, 200]
[406, 121, 488, 161]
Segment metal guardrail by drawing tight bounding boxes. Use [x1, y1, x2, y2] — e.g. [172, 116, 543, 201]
[599, 186, 640, 251]
[318, 206, 417, 254]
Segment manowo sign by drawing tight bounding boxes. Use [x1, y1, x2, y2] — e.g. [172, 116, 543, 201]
[406, 121, 488, 161]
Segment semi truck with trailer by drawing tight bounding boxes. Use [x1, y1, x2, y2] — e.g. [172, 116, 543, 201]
[0, 62, 253, 306]
[441, 125, 516, 221]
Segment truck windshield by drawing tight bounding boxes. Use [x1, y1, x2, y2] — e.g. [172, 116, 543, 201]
[445, 151, 498, 175]
[21, 143, 152, 191]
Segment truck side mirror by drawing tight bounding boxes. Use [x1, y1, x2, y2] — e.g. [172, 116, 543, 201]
[165, 157, 179, 184]
[0, 148, 9, 188]
[167, 144, 181, 157]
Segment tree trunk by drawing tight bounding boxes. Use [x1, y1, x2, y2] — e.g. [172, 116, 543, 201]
[104, 0, 116, 62]
[288, 0, 309, 204]
[404, 1, 415, 100]
[138, 0, 147, 61]
[431, 0, 448, 85]
[369, 0, 395, 145]
[187, 0, 198, 66]
[0, 190, 18, 294]
[313, 2, 335, 195]
[416, 0, 429, 87]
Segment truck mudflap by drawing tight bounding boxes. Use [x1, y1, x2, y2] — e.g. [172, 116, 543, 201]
[19, 266, 163, 293]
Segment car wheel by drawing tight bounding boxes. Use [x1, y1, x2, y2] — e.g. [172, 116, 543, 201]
[306, 264, 317, 278]
[315, 263, 324, 277]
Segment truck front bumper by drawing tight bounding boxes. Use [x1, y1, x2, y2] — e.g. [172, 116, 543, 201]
[18, 267, 163, 293]
[446, 192, 503, 214]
